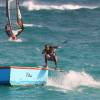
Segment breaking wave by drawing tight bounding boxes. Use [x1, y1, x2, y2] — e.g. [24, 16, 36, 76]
[47, 70, 100, 91]
[22, 1, 98, 11]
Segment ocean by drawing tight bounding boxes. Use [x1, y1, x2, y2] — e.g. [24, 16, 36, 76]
[0, 0, 100, 100]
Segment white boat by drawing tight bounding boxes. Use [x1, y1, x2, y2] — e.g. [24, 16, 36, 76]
[0, 66, 48, 86]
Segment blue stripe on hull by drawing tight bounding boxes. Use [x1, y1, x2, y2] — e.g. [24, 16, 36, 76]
[0, 67, 10, 85]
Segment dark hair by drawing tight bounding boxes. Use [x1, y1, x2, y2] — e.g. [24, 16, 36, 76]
[49, 46, 53, 48]
[45, 44, 49, 48]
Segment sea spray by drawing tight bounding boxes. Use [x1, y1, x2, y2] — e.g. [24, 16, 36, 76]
[47, 70, 100, 90]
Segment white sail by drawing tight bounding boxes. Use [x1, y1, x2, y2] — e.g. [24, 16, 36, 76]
[16, 0, 23, 29]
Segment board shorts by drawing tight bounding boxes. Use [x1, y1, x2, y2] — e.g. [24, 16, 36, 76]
[47, 54, 55, 61]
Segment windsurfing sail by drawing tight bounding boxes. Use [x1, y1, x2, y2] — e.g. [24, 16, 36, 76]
[5, 0, 13, 37]
[16, 0, 24, 30]
[5, 0, 24, 37]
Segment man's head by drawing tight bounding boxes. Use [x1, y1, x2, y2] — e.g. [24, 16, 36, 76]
[45, 44, 49, 50]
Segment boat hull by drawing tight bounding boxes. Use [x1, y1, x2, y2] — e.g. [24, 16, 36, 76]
[0, 66, 48, 86]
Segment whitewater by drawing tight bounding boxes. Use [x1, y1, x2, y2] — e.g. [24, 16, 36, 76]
[22, 1, 99, 11]
[48, 70, 100, 91]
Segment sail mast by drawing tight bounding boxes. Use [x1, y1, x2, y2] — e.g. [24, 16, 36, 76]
[5, 0, 13, 37]
[6, 0, 12, 26]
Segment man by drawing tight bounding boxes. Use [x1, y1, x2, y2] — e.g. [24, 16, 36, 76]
[5, 23, 23, 40]
[10, 29, 23, 40]
[42, 44, 58, 69]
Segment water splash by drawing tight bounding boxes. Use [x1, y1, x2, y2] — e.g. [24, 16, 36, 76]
[22, 1, 98, 11]
[8, 38, 23, 42]
[47, 70, 100, 90]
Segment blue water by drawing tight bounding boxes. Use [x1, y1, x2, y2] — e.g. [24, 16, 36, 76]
[0, 0, 100, 100]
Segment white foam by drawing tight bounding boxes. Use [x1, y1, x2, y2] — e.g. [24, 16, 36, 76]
[23, 24, 34, 27]
[47, 70, 100, 90]
[22, 1, 98, 11]
[9, 38, 23, 42]
[23, 23, 42, 28]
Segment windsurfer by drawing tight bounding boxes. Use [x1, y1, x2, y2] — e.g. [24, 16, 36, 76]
[5, 24, 23, 40]
[42, 44, 58, 69]
[5, 0, 24, 41]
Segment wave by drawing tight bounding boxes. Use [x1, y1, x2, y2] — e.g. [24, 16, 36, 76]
[47, 70, 100, 91]
[22, 1, 99, 11]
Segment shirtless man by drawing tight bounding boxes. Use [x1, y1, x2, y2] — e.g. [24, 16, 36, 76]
[42, 44, 58, 69]
[5, 23, 23, 40]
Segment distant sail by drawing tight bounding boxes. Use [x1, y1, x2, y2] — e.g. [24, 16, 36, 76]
[5, 0, 24, 37]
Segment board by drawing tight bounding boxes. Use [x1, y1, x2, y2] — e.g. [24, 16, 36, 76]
[49, 67, 64, 72]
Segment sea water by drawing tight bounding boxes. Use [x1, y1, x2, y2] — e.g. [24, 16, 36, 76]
[0, 0, 100, 100]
